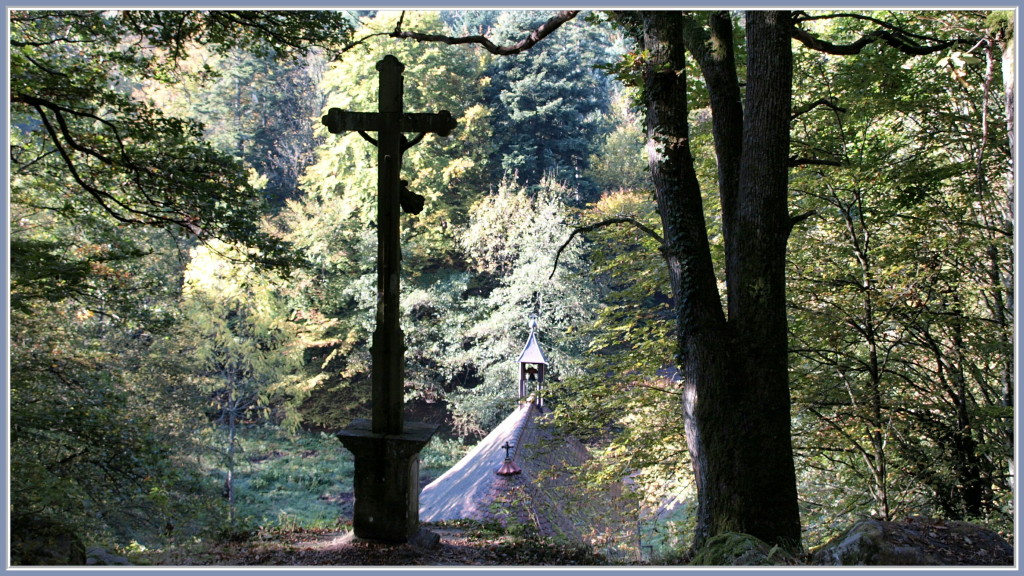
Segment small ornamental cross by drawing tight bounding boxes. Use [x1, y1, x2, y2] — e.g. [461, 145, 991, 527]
[322, 56, 457, 435]
[496, 441, 521, 476]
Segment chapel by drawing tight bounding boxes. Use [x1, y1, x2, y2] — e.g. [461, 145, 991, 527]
[419, 319, 625, 543]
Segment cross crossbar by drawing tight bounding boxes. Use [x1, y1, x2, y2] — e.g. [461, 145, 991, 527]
[323, 109, 456, 137]
[319, 55, 457, 437]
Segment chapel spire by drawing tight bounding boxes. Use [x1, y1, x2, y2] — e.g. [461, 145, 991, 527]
[517, 313, 549, 407]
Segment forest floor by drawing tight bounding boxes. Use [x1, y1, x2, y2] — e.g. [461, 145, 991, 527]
[137, 518, 1015, 567]
[141, 523, 620, 567]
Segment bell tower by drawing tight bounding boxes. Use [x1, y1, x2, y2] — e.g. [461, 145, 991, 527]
[516, 314, 549, 407]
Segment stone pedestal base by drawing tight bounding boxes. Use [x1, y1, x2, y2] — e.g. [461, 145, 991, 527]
[337, 419, 437, 543]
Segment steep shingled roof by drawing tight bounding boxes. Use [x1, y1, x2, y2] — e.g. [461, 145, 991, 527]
[516, 330, 548, 366]
[419, 400, 593, 540]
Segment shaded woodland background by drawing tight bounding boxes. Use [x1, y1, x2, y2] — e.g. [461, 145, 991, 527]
[8, 9, 1014, 562]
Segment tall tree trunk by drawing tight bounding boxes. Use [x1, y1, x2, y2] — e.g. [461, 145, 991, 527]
[998, 27, 1014, 495]
[948, 301, 992, 518]
[641, 10, 801, 551]
[725, 10, 801, 548]
[226, 382, 238, 524]
[641, 11, 731, 552]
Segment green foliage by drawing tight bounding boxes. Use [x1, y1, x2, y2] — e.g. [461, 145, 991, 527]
[689, 532, 796, 566]
[10, 165, 213, 546]
[584, 93, 649, 194]
[9, 260, 217, 547]
[176, 242, 305, 427]
[484, 12, 622, 201]
[449, 177, 598, 435]
[159, 241, 308, 526]
[986, 11, 1013, 40]
[286, 14, 602, 437]
[8, 8, 1015, 559]
[281, 10, 496, 431]
[788, 10, 1012, 538]
[420, 436, 472, 476]
[305, 10, 493, 249]
[543, 189, 693, 553]
[10, 10, 353, 271]
[151, 47, 328, 211]
[9, 9, 360, 549]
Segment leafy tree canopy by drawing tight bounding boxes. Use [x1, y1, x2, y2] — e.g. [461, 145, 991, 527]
[10, 10, 357, 273]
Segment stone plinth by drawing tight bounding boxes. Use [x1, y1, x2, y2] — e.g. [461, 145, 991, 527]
[337, 419, 437, 542]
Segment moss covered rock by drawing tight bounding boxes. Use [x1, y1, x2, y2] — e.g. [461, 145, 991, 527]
[690, 532, 796, 566]
[811, 518, 1013, 566]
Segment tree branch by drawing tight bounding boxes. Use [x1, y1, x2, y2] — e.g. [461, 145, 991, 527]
[628, 381, 684, 397]
[27, 100, 141, 226]
[793, 11, 962, 45]
[787, 209, 817, 234]
[791, 97, 847, 120]
[792, 24, 964, 56]
[339, 30, 392, 54]
[549, 216, 665, 280]
[390, 10, 581, 55]
[15, 94, 124, 166]
[789, 156, 843, 167]
[16, 93, 201, 231]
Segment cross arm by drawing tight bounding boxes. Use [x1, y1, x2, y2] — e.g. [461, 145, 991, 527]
[322, 109, 457, 137]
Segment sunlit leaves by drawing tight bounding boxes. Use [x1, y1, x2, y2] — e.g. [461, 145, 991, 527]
[282, 11, 497, 431]
[9, 10, 353, 271]
[10, 9, 361, 546]
[178, 242, 305, 428]
[449, 177, 598, 435]
[788, 10, 1012, 532]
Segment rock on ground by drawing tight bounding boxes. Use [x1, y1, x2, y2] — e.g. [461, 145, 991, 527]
[87, 547, 133, 566]
[811, 517, 1013, 566]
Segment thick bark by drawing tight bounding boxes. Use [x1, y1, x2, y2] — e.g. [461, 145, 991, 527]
[723, 10, 801, 548]
[682, 12, 743, 245]
[641, 11, 731, 551]
[642, 10, 802, 551]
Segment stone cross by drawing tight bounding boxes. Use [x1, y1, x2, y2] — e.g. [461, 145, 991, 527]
[322, 55, 456, 435]
[322, 55, 455, 543]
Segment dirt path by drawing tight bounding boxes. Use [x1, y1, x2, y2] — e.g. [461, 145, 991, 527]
[149, 525, 612, 566]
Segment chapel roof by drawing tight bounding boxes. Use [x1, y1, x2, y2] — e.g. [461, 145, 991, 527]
[418, 400, 593, 540]
[516, 330, 548, 366]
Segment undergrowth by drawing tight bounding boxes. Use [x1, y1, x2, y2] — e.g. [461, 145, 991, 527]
[210, 425, 469, 533]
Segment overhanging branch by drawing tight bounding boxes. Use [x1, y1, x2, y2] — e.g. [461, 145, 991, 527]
[787, 210, 817, 235]
[792, 25, 964, 56]
[549, 216, 665, 280]
[791, 97, 847, 121]
[793, 12, 964, 46]
[16, 93, 203, 232]
[390, 10, 580, 55]
[789, 156, 843, 167]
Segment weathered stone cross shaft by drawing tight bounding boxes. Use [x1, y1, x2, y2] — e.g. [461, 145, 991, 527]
[322, 55, 455, 543]
[323, 55, 456, 436]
